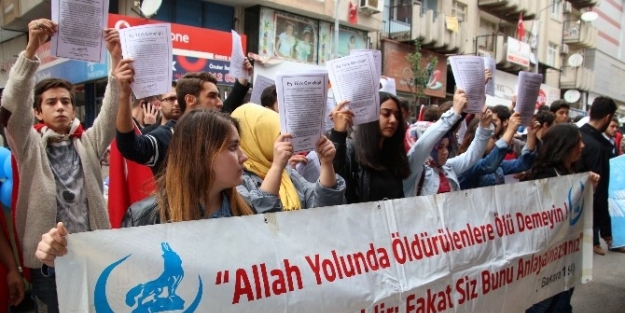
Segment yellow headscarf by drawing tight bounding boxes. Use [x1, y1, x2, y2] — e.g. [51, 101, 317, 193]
[232, 103, 302, 210]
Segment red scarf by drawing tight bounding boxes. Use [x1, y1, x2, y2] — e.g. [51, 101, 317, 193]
[425, 158, 452, 194]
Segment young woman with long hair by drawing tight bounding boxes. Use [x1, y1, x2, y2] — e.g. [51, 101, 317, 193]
[330, 91, 410, 203]
[523, 123, 599, 313]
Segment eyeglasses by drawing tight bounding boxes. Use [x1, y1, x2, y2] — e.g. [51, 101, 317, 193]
[161, 96, 177, 103]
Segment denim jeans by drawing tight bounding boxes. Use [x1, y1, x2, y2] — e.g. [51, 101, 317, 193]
[593, 226, 601, 246]
[29, 268, 59, 313]
[526, 288, 574, 313]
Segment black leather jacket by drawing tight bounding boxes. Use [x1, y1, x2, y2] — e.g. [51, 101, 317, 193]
[330, 130, 371, 204]
[121, 195, 159, 227]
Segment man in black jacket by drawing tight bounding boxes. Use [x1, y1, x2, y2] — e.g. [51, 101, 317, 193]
[115, 59, 252, 175]
[576, 96, 623, 255]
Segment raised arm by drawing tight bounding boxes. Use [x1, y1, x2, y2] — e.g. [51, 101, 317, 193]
[501, 120, 540, 175]
[83, 29, 123, 158]
[329, 100, 354, 180]
[458, 113, 522, 187]
[0, 19, 55, 158]
[403, 90, 466, 197]
[221, 58, 253, 113]
[447, 109, 494, 176]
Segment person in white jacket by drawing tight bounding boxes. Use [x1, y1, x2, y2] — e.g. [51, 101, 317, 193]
[404, 90, 494, 197]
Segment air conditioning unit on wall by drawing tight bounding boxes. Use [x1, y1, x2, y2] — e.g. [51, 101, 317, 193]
[563, 2, 572, 13]
[359, 0, 381, 15]
[561, 44, 570, 55]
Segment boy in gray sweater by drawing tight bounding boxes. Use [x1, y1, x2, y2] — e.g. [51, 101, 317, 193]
[0, 18, 124, 313]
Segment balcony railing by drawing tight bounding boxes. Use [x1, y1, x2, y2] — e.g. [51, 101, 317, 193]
[477, 0, 539, 22]
[560, 66, 594, 91]
[383, 4, 465, 53]
[475, 34, 529, 71]
[569, 0, 602, 9]
[562, 20, 597, 48]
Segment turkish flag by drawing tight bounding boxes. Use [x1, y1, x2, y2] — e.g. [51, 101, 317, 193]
[349, 1, 358, 24]
[108, 130, 156, 228]
[517, 13, 525, 40]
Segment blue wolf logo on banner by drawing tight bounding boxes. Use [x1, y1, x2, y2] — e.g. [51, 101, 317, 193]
[94, 242, 203, 312]
[568, 181, 585, 226]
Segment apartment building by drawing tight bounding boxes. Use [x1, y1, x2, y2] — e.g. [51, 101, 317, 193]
[382, 0, 599, 115]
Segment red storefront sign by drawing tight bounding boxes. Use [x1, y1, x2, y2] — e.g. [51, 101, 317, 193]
[107, 14, 246, 60]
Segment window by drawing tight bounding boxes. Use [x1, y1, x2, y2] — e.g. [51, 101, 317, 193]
[388, 0, 412, 23]
[452, 1, 467, 23]
[547, 43, 558, 67]
[551, 0, 560, 19]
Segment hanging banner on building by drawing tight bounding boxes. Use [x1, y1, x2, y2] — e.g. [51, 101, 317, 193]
[56, 174, 592, 312]
[506, 37, 531, 68]
[609, 155, 625, 248]
[486, 70, 560, 109]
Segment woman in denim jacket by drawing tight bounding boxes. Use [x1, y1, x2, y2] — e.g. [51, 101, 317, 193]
[458, 112, 538, 189]
[403, 90, 494, 197]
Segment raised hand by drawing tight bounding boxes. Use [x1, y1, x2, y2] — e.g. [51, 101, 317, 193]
[289, 154, 308, 169]
[452, 89, 467, 115]
[272, 133, 294, 171]
[113, 59, 135, 95]
[507, 112, 522, 133]
[25, 19, 57, 59]
[104, 28, 122, 60]
[316, 136, 336, 165]
[331, 100, 354, 132]
[480, 109, 493, 129]
[484, 69, 492, 85]
[35, 222, 69, 268]
[143, 102, 159, 125]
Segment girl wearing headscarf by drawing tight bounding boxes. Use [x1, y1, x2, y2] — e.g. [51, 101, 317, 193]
[403, 90, 494, 197]
[233, 103, 345, 212]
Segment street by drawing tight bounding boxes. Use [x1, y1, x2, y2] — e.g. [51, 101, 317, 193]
[571, 247, 625, 313]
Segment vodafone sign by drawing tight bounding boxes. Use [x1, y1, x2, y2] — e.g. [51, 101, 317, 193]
[107, 14, 246, 59]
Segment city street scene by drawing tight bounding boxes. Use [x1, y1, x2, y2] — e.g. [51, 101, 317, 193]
[0, 0, 624, 312]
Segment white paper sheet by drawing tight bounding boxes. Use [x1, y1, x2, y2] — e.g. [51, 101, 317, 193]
[276, 71, 328, 153]
[324, 96, 336, 131]
[250, 74, 275, 106]
[380, 76, 397, 95]
[449, 56, 486, 114]
[350, 49, 382, 82]
[516, 71, 543, 125]
[296, 151, 321, 183]
[326, 53, 380, 125]
[50, 0, 109, 63]
[229, 30, 249, 79]
[119, 24, 173, 99]
[484, 57, 496, 97]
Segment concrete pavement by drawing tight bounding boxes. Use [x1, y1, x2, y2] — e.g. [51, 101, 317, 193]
[571, 244, 625, 313]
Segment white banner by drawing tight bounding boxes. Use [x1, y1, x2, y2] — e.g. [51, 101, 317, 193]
[56, 174, 593, 312]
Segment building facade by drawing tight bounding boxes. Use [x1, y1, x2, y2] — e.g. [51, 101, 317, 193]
[0, 0, 383, 125]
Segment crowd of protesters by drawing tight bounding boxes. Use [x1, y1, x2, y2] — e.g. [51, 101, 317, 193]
[0, 18, 620, 313]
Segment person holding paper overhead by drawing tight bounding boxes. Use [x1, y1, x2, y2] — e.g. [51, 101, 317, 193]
[0, 18, 124, 313]
[116, 60, 253, 176]
[403, 90, 494, 197]
[232, 104, 345, 212]
[330, 92, 410, 204]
